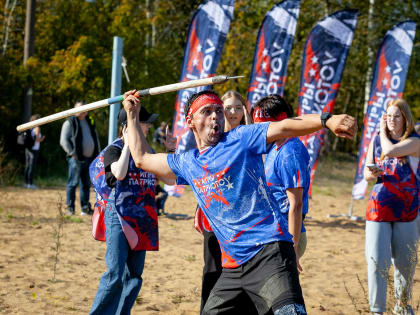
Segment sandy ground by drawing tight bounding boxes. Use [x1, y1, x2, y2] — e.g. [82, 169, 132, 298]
[0, 158, 419, 314]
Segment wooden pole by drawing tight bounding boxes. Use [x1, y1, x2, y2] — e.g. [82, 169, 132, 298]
[16, 75, 243, 132]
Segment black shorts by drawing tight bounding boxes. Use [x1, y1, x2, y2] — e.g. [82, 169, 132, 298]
[201, 231, 258, 314]
[202, 241, 305, 315]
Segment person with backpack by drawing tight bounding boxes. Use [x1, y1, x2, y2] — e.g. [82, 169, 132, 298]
[60, 100, 100, 216]
[89, 106, 174, 315]
[23, 114, 45, 189]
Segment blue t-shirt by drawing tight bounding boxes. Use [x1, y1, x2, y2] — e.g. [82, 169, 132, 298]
[264, 138, 310, 233]
[167, 123, 292, 268]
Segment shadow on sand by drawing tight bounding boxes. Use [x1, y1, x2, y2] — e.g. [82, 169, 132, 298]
[162, 212, 192, 220]
[305, 217, 365, 230]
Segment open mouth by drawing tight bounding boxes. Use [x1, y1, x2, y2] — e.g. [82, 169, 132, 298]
[209, 123, 220, 137]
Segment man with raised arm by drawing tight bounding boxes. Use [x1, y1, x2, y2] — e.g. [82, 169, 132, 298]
[122, 89, 357, 315]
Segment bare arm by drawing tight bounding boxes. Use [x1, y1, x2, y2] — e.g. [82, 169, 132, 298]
[266, 114, 357, 144]
[34, 127, 45, 142]
[380, 133, 420, 157]
[379, 114, 420, 157]
[286, 188, 303, 273]
[159, 177, 175, 185]
[123, 90, 176, 180]
[363, 136, 383, 181]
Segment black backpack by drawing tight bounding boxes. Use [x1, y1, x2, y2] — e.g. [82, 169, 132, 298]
[17, 129, 35, 149]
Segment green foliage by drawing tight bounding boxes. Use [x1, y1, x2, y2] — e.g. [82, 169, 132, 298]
[0, 0, 419, 178]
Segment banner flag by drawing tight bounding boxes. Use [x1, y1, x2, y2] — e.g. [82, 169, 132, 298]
[247, 0, 301, 107]
[166, 0, 235, 197]
[297, 10, 358, 195]
[352, 21, 416, 199]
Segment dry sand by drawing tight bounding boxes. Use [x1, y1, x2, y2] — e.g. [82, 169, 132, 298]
[0, 158, 419, 314]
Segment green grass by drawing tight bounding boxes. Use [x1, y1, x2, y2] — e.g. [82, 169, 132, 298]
[310, 152, 357, 195]
[34, 175, 67, 188]
[64, 216, 84, 223]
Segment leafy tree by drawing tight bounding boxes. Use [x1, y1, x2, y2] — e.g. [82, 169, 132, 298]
[0, 0, 418, 180]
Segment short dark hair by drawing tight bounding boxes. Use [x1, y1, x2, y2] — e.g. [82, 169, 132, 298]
[252, 94, 293, 118]
[184, 90, 221, 119]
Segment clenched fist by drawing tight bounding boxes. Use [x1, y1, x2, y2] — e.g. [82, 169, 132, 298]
[326, 114, 358, 139]
[122, 90, 141, 119]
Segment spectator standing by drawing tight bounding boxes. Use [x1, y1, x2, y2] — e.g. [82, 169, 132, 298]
[363, 98, 420, 315]
[60, 100, 100, 216]
[24, 114, 45, 189]
[153, 121, 167, 145]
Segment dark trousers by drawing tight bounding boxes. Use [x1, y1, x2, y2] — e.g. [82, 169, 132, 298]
[24, 148, 39, 185]
[201, 231, 223, 312]
[201, 231, 258, 314]
[155, 185, 168, 215]
[202, 241, 306, 315]
[66, 156, 92, 210]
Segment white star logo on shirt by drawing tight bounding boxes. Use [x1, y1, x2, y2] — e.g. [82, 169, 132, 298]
[311, 55, 318, 64]
[382, 78, 388, 86]
[193, 58, 199, 66]
[385, 65, 391, 73]
[227, 182, 234, 190]
[196, 44, 202, 52]
[309, 68, 316, 76]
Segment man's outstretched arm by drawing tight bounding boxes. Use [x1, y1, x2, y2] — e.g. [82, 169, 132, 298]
[266, 114, 357, 144]
[123, 90, 177, 180]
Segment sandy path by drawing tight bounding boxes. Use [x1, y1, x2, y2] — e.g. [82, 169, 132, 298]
[0, 162, 418, 314]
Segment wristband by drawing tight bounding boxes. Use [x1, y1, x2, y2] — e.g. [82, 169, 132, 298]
[321, 112, 332, 129]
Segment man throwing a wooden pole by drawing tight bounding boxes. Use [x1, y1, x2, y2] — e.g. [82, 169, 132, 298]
[122, 89, 357, 314]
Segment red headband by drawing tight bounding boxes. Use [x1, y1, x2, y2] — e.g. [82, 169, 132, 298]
[186, 94, 223, 120]
[252, 108, 287, 123]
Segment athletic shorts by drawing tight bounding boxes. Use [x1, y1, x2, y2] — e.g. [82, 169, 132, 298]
[202, 241, 306, 315]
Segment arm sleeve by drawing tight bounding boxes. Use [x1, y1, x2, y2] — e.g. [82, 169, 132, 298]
[278, 150, 310, 189]
[103, 145, 122, 187]
[166, 153, 189, 185]
[59, 121, 74, 155]
[235, 123, 269, 155]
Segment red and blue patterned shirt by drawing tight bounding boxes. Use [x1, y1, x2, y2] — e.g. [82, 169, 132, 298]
[167, 123, 292, 268]
[366, 132, 419, 222]
[93, 139, 159, 251]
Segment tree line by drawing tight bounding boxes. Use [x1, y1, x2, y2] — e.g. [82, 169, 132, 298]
[0, 0, 419, 179]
